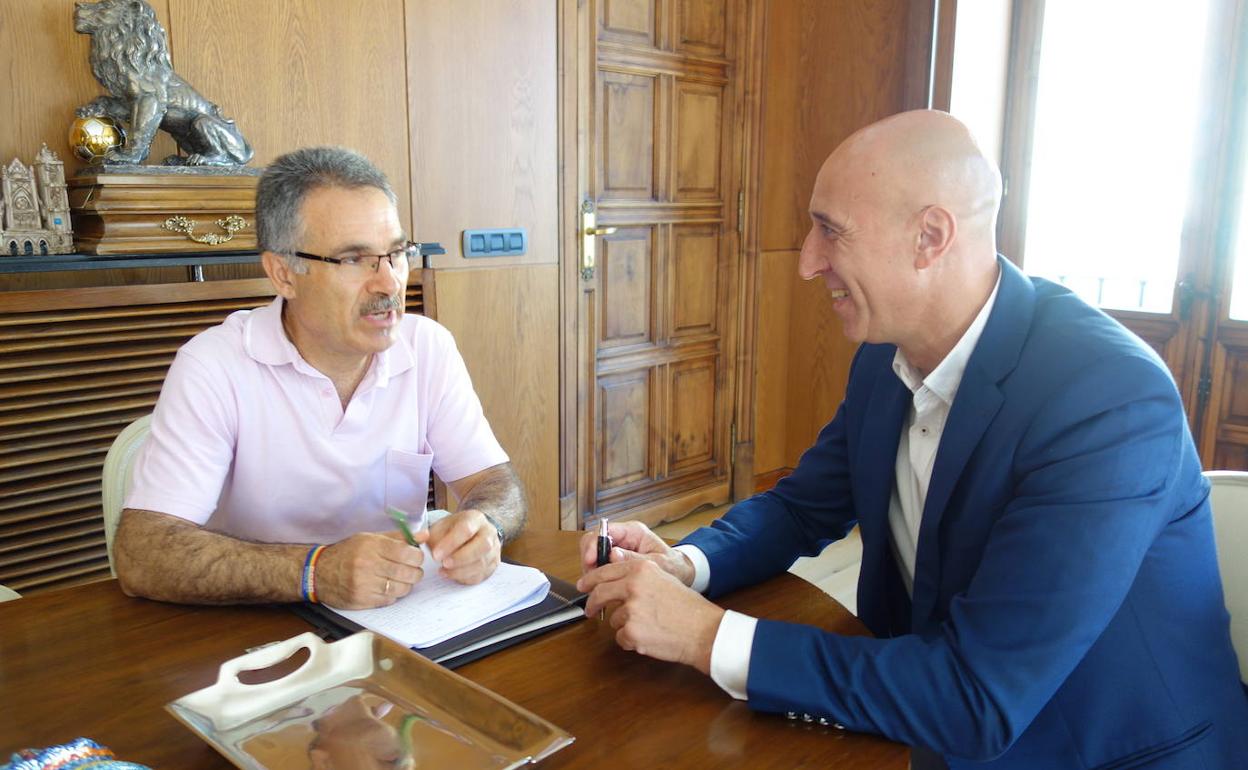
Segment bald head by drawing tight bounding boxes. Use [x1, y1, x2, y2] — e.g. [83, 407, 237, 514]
[799, 110, 1004, 373]
[820, 110, 1001, 251]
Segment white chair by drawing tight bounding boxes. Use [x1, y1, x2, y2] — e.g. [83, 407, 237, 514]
[0, 584, 20, 602]
[1205, 470, 1248, 680]
[101, 414, 152, 575]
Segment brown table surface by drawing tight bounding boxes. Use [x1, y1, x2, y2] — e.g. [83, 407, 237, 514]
[0, 530, 907, 768]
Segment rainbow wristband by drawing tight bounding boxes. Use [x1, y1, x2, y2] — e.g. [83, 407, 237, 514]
[302, 545, 327, 604]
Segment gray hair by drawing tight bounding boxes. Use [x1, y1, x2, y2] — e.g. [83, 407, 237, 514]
[256, 146, 397, 273]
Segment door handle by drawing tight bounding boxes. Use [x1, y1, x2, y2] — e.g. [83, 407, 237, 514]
[581, 202, 617, 280]
[1177, 275, 1210, 320]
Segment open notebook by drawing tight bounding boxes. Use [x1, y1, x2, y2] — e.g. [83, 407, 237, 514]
[294, 556, 586, 668]
[332, 554, 551, 648]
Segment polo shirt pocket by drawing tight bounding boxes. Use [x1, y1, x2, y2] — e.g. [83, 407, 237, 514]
[385, 449, 434, 524]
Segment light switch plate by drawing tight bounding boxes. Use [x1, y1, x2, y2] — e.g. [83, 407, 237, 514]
[462, 228, 527, 258]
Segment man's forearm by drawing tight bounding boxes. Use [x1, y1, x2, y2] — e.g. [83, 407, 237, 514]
[458, 464, 527, 543]
[114, 508, 307, 604]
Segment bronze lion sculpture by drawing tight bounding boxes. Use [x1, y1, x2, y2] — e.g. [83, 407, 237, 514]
[73, 0, 254, 167]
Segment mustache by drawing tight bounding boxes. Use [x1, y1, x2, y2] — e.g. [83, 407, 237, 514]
[360, 295, 403, 316]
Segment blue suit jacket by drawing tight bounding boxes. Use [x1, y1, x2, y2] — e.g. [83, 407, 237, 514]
[682, 258, 1248, 769]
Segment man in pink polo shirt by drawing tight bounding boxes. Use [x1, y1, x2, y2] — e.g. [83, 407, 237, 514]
[115, 147, 524, 610]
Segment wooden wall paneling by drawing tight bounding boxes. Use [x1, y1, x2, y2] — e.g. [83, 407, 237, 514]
[784, 271, 858, 462]
[753, 250, 795, 474]
[166, 0, 412, 234]
[558, 0, 589, 529]
[406, 0, 558, 269]
[730, 0, 766, 501]
[749, 0, 911, 475]
[0, 0, 177, 178]
[432, 266, 559, 530]
[757, 0, 803, 252]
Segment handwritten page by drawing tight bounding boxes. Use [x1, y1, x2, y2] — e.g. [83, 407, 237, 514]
[331, 553, 550, 648]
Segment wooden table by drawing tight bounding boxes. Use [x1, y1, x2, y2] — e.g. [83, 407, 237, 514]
[0, 531, 907, 768]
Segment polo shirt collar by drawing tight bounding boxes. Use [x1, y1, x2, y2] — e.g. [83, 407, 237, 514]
[242, 297, 415, 387]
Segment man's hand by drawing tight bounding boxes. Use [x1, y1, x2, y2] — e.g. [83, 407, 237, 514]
[316, 531, 425, 609]
[578, 520, 696, 586]
[423, 509, 501, 585]
[577, 556, 724, 675]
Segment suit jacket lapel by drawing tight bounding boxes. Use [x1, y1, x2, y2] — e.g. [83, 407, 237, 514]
[855, 360, 912, 636]
[910, 257, 1035, 621]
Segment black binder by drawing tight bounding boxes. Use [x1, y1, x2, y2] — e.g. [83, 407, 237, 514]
[291, 568, 587, 669]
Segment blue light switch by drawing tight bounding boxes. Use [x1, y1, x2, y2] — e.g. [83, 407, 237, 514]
[462, 228, 527, 258]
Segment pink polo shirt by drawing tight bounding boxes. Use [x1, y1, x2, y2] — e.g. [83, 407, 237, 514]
[126, 297, 508, 544]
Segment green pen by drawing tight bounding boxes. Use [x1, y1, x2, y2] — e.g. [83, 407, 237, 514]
[386, 506, 419, 546]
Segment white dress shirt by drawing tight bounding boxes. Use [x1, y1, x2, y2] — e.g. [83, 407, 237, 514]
[682, 269, 1002, 700]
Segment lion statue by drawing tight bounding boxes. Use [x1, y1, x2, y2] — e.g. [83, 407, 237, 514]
[73, 0, 254, 167]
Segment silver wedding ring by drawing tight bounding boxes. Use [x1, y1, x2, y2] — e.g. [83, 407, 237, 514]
[384, 578, 391, 595]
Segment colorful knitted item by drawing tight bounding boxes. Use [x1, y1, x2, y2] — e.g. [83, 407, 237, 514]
[1, 738, 149, 770]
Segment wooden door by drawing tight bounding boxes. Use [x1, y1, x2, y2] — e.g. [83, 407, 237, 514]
[1199, 310, 1248, 469]
[569, 0, 746, 527]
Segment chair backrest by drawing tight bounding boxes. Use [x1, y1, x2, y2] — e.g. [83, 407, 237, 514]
[0, 584, 20, 602]
[1205, 470, 1248, 681]
[102, 414, 153, 576]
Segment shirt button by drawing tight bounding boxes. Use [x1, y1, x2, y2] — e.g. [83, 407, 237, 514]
[818, 717, 829, 726]
[786, 711, 797, 720]
[802, 713, 813, 722]
[833, 723, 845, 730]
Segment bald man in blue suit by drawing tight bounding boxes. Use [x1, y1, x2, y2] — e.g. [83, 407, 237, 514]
[578, 110, 1248, 769]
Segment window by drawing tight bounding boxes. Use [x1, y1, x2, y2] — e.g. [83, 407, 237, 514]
[948, 0, 1248, 469]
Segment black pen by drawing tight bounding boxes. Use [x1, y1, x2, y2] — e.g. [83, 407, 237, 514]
[596, 518, 611, 620]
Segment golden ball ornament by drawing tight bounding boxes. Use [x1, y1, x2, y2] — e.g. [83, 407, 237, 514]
[68, 116, 125, 164]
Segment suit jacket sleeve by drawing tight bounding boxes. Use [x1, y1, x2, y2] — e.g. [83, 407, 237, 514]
[680, 398, 860, 598]
[742, 353, 1195, 761]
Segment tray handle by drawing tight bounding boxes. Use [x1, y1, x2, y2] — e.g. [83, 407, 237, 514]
[175, 631, 375, 731]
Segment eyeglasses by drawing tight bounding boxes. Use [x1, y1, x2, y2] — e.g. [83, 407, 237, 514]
[293, 241, 419, 273]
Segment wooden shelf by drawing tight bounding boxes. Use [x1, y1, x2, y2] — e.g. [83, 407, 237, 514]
[0, 242, 446, 275]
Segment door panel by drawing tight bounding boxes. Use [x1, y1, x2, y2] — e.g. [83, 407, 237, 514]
[670, 225, 719, 337]
[676, 0, 728, 56]
[600, 72, 658, 199]
[599, 228, 656, 349]
[576, 0, 743, 525]
[674, 82, 723, 199]
[598, 368, 655, 490]
[668, 356, 718, 472]
[601, 0, 657, 46]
